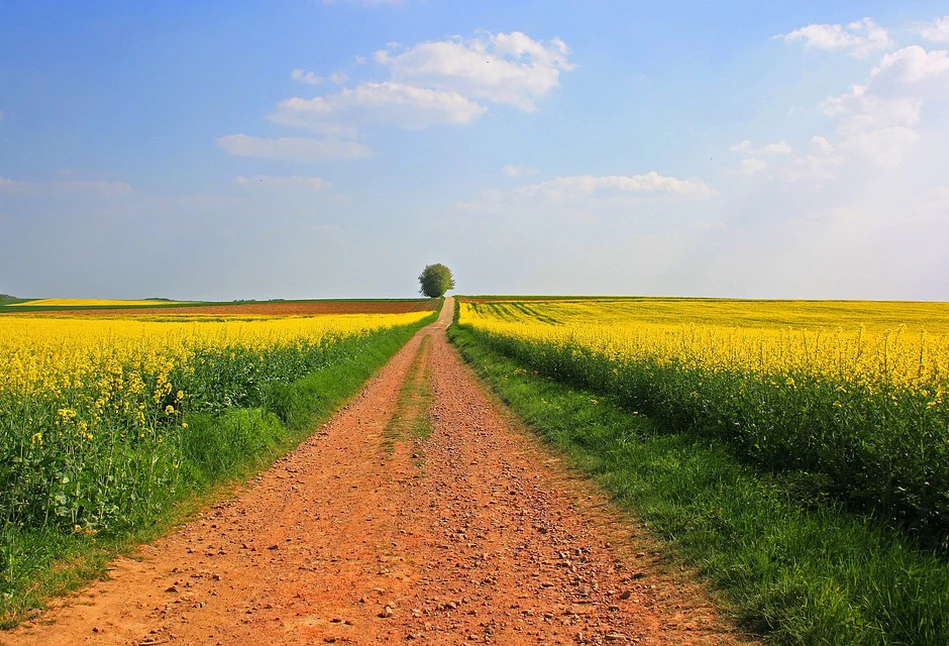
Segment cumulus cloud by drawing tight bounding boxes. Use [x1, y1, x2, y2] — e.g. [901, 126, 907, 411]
[502, 165, 540, 177]
[918, 17, 949, 42]
[777, 17, 892, 58]
[269, 82, 487, 133]
[375, 31, 575, 111]
[216, 134, 373, 161]
[871, 45, 949, 84]
[234, 175, 333, 190]
[461, 172, 716, 209]
[816, 43, 949, 168]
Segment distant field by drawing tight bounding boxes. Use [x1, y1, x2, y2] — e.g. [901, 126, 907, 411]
[0, 298, 437, 316]
[459, 295, 949, 333]
[7, 298, 193, 308]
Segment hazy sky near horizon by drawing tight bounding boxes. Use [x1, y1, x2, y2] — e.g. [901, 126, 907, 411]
[2, 1, 948, 300]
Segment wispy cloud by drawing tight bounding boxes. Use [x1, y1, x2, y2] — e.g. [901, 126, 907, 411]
[269, 82, 487, 133]
[461, 172, 716, 209]
[216, 134, 373, 161]
[234, 175, 333, 190]
[502, 165, 540, 177]
[0, 177, 133, 195]
[730, 140, 793, 155]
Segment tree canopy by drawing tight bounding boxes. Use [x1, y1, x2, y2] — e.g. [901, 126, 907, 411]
[418, 263, 455, 298]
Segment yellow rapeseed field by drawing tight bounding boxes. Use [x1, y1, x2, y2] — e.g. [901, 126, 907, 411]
[0, 312, 429, 399]
[460, 298, 949, 396]
[457, 297, 949, 546]
[0, 310, 431, 533]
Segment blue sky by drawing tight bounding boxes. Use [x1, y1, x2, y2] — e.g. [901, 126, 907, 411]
[2, 1, 948, 300]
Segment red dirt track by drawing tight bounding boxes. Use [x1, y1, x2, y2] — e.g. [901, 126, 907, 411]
[4, 298, 755, 646]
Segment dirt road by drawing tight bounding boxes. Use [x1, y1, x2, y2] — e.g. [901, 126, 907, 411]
[5, 298, 754, 645]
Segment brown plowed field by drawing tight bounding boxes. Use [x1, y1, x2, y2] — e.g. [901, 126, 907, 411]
[7, 300, 436, 317]
[3, 298, 756, 646]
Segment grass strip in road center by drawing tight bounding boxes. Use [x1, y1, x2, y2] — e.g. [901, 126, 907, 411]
[448, 325, 949, 646]
[383, 334, 434, 454]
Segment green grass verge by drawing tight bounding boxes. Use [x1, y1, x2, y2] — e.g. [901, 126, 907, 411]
[448, 324, 949, 645]
[0, 313, 434, 627]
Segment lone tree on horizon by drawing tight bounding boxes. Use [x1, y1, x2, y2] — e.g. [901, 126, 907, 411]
[418, 263, 455, 298]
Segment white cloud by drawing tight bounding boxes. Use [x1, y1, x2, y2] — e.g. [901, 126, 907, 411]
[292, 69, 350, 85]
[838, 126, 921, 168]
[234, 175, 333, 190]
[292, 68, 323, 85]
[871, 45, 949, 84]
[216, 134, 373, 161]
[502, 165, 540, 177]
[815, 42, 949, 168]
[810, 135, 836, 155]
[730, 140, 754, 153]
[730, 140, 792, 155]
[462, 172, 716, 208]
[918, 17, 949, 42]
[269, 81, 487, 133]
[734, 158, 768, 175]
[375, 31, 575, 111]
[783, 152, 845, 181]
[823, 88, 922, 132]
[778, 17, 892, 58]
[761, 141, 793, 155]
